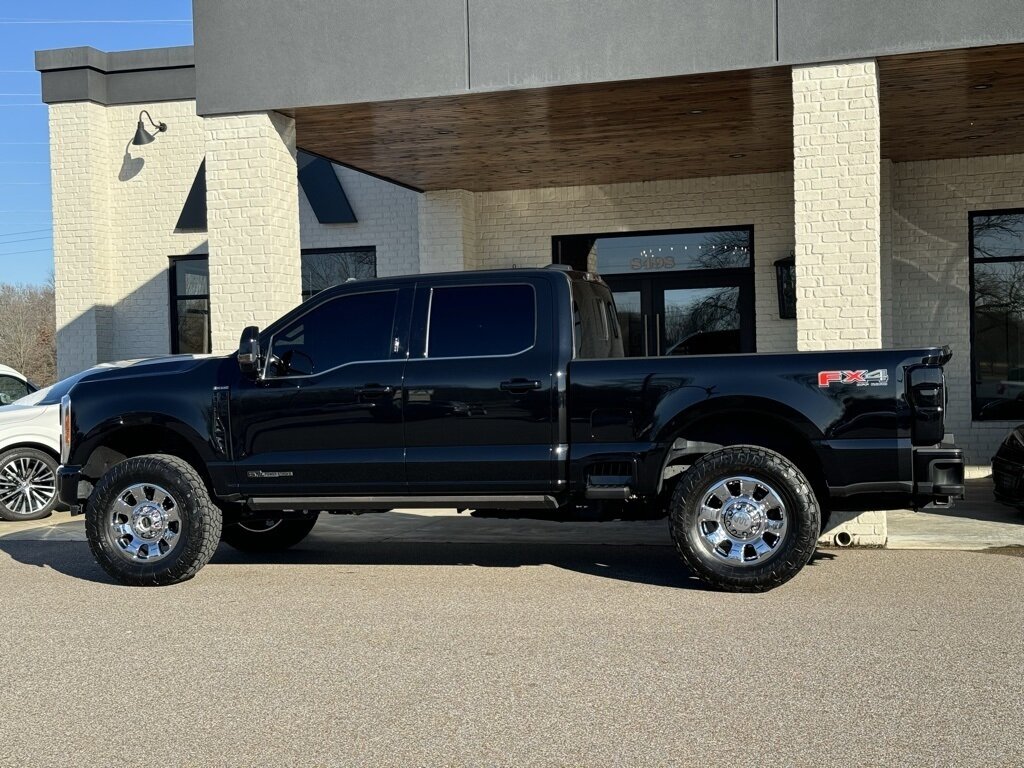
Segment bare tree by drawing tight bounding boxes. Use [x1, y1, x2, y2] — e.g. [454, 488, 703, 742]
[0, 280, 57, 386]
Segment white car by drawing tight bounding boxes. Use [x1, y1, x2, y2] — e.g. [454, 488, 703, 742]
[0, 368, 96, 521]
[0, 364, 35, 406]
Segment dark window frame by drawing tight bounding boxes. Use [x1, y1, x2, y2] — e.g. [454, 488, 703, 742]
[168, 254, 211, 355]
[301, 246, 377, 301]
[968, 207, 1024, 421]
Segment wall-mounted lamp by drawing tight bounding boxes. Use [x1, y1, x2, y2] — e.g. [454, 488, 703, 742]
[132, 110, 167, 146]
[775, 253, 796, 319]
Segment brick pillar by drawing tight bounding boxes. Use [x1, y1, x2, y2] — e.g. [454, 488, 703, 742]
[793, 60, 886, 547]
[793, 60, 882, 351]
[418, 190, 477, 273]
[50, 102, 114, 377]
[205, 111, 301, 353]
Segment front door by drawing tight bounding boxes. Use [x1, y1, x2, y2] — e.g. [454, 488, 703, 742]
[231, 285, 412, 496]
[402, 278, 558, 494]
[555, 227, 756, 357]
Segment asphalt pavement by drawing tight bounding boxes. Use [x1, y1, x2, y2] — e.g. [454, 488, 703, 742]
[0, 525, 1022, 767]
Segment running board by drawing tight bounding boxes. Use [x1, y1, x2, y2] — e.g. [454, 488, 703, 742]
[247, 495, 560, 512]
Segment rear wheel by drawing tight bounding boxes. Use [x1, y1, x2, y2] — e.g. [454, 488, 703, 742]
[0, 448, 59, 521]
[86, 454, 222, 586]
[669, 445, 820, 592]
[221, 514, 319, 552]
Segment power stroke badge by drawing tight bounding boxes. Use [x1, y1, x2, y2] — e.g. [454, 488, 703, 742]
[817, 369, 889, 387]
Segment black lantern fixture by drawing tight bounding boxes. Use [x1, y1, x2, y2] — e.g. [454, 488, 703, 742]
[775, 253, 796, 319]
[132, 110, 167, 146]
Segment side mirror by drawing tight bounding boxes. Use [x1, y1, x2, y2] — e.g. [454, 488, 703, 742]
[237, 326, 261, 378]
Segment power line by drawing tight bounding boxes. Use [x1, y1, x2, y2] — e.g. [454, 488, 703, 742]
[0, 18, 191, 24]
[0, 235, 50, 245]
[0, 247, 51, 256]
[0, 228, 49, 236]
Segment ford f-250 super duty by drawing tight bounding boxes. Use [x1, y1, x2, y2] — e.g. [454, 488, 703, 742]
[57, 267, 965, 591]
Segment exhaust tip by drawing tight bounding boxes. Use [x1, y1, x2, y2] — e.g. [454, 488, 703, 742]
[834, 531, 853, 547]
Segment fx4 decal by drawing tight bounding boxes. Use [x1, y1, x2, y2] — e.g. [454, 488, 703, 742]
[818, 369, 889, 387]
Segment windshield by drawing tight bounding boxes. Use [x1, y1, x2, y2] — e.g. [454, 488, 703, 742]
[12, 369, 95, 407]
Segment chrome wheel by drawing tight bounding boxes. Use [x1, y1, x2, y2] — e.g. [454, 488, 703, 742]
[0, 455, 56, 516]
[108, 483, 182, 562]
[692, 475, 788, 566]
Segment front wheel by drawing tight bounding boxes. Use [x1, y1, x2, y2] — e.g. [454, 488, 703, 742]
[85, 454, 222, 586]
[0, 448, 59, 521]
[221, 514, 319, 552]
[669, 445, 820, 592]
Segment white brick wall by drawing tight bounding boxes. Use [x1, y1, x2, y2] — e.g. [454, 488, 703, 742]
[472, 175, 797, 353]
[299, 165, 419, 278]
[50, 100, 208, 377]
[891, 153, 1024, 465]
[204, 111, 302, 353]
[418, 190, 477, 273]
[793, 60, 882, 351]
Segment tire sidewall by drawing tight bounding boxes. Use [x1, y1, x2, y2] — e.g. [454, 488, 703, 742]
[86, 456, 220, 585]
[670, 446, 820, 590]
[0, 447, 59, 521]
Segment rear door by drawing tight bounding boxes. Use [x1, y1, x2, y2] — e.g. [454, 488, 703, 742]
[403, 277, 558, 493]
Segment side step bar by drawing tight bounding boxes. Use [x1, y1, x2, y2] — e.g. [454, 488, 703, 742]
[247, 495, 560, 512]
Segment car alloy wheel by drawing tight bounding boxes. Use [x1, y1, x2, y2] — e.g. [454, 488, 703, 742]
[0, 454, 57, 517]
[691, 475, 789, 565]
[108, 482, 182, 562]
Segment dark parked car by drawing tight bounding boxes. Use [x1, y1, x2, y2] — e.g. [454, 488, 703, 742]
[992, 426, 1024, 512]
[57, 267, 964, 591]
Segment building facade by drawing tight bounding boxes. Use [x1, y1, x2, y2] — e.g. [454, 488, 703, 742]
[36, 1, 1024, 542]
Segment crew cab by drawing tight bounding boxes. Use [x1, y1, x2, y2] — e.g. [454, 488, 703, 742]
[57, 268, 965, 590]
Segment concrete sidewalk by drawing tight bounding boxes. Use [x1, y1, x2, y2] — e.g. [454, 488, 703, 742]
[1, 478, 1020, 549]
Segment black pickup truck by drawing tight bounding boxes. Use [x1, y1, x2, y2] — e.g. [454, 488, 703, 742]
[57, 267, 964, 590]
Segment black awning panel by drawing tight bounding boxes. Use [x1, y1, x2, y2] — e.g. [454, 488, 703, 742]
[298, 150, 357, 224]
[175, 158, 207, 231]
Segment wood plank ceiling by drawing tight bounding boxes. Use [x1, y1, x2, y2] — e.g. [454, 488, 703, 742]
[292, 67, 794, 192]
[291, 43, 1024, 192]
[878, 44, 1024, 163]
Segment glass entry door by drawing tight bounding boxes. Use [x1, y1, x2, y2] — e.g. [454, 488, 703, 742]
[555, 226, 756, 357]
[609, 276, 752, 357]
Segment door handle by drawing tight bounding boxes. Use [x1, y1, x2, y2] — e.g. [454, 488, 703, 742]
[655, 313, 662, 356]
[500, 378, 542, 394]
[356, 384, 395, 398]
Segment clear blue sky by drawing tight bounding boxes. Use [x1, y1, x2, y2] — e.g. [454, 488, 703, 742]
[0, 1, 194, 286]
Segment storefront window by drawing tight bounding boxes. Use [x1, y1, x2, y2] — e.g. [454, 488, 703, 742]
[301, 247, 376, 300]
[169, 256, 210, 354]
[971, 210, 1024, 420]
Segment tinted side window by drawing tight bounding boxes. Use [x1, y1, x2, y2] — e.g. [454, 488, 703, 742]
[428, 284, 536, 358]
[0, 375, 29, 405]
[269, 290, 398, 376]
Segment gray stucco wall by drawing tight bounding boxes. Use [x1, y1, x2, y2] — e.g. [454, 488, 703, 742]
[192, 0, 1024, 116]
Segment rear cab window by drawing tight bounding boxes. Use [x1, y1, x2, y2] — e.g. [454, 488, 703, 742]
[427, 284, 536, 358]
[571, 279, 624, 359]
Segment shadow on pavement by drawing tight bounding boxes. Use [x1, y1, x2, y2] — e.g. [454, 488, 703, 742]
[0, 535, 839, 591]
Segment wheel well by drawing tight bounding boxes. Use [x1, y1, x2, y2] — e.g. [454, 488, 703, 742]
[0, 442, 59, 461]
[665, 410, 829, 509]
[81, 426, 210, 490]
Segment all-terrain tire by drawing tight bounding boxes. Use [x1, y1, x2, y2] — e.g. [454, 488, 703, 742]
[86, 454, 222, 586]
[668, 445, 820, 592]
[221, 515, 319, 552]
[0, 447, 59, 521]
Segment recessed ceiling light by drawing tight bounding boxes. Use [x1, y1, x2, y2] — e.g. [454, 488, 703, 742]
[729, 153, 746, 158]
[972, 83, 993, 90]
[688, 109, 705, 115]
